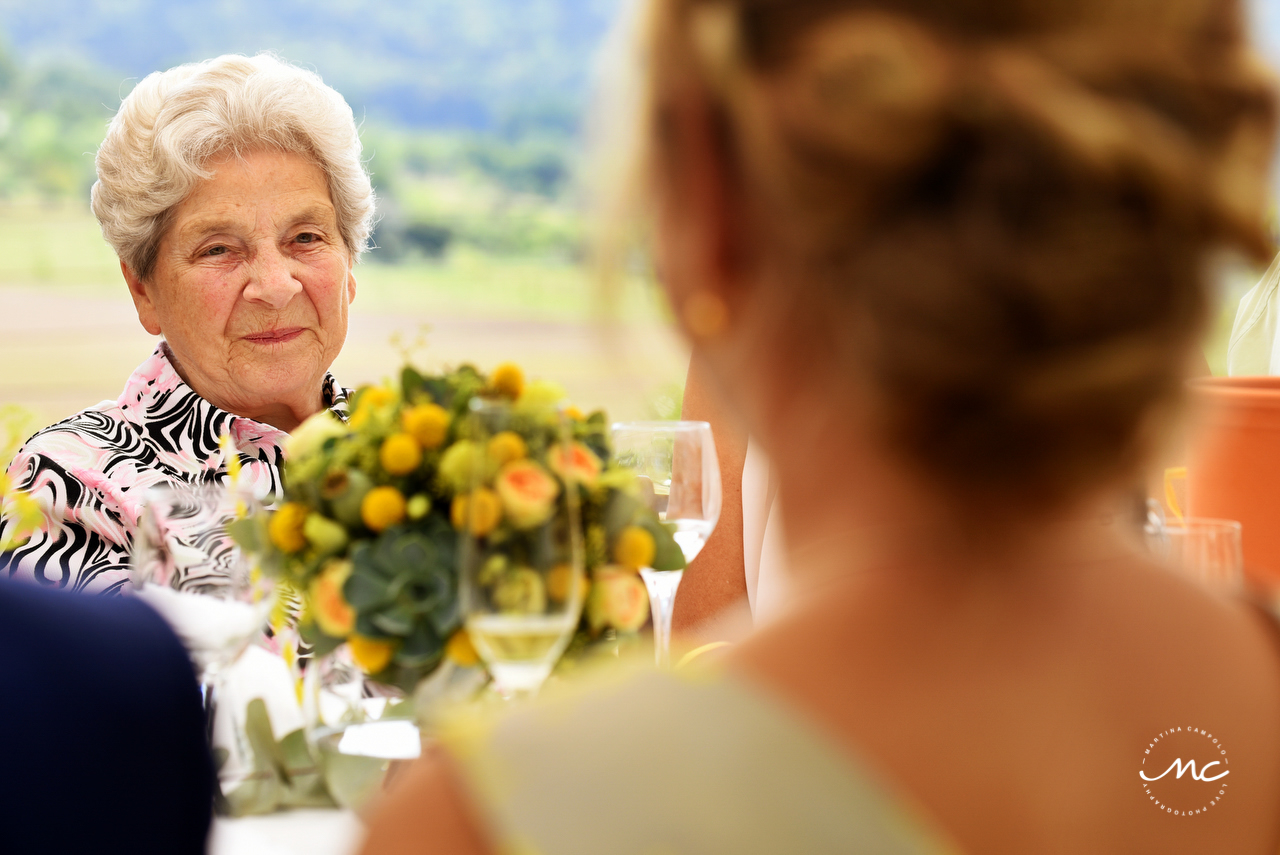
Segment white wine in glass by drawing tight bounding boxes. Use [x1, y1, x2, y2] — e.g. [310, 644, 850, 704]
[610, 421, 721, 667]
[459, 399, 586, 699]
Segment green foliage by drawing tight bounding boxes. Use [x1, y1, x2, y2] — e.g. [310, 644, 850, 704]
[220, 700, 335, 817]
[246, 362, 683, 690]
[0, 46, 116, 202]
[366, 125, 585, 261]
[0, 43, 590, 257]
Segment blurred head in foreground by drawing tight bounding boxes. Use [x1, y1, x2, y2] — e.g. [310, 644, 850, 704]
[621, 0, 1276, 516]
[358, 4, 1280, 855]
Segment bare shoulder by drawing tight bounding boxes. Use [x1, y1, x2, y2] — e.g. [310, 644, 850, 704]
[727, 557, 1280, 854]
[359, 747, 495, 855]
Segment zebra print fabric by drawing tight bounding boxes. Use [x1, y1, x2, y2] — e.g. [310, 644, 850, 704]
[0, 343, 349, 594]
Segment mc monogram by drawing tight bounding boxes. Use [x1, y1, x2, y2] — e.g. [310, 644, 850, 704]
[1139, 758, 1230, 783]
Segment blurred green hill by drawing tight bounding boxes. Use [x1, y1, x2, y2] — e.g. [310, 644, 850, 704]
[0, 0, 1275, 260]
[0, 0, 622, 130]
[0, 0, 632, 261]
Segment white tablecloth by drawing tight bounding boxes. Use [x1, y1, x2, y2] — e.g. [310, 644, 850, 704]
[210, 809, 365, 855]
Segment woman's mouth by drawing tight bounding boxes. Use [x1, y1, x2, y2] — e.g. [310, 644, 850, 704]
[244, 327, 305, 345]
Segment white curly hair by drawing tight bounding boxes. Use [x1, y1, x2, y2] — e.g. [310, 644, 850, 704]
[91, 53, 375, 279]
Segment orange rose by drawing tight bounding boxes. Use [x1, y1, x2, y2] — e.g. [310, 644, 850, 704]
[309, 560, 355, 638]
[587, 567, 650, 633]
[494, 460, 560, 529]
[548, 441, 602, 487]
[450, 488, 503, 537]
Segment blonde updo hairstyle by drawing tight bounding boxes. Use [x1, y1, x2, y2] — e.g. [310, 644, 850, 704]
[631, 0, 1278, 507]
[92, 53, 375, 281]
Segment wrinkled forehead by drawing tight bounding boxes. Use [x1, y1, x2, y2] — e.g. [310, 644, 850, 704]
[162, 150, 339, 245]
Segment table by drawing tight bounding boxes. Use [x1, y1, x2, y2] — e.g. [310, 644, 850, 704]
[210, 809, 365, 855]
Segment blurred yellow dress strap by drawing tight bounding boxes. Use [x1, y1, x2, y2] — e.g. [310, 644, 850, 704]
[675, 641, 732, 670]
[438, 668, 961, 855]
[1226, 251, 1280, 377]
[1164, 467, 1187, 523]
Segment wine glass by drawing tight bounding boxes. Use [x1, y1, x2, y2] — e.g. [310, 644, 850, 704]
[610, 421, 721, 667]
[130, 482, 275, 716]
[458, 399, 586, 699]
[1145, 516, 1244, 592]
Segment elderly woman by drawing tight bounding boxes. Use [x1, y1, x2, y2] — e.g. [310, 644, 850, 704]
[0, 54, 373, 594]
[362, 0, 1280, 852]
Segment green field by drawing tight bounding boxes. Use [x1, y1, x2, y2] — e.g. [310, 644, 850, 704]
[0, 201, 1267, 437]
[0, 203, 689, 432]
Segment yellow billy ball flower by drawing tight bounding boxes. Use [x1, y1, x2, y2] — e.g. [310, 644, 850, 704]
[268, 503, 310, 553]
[349, 386, 396, 430]
[445, 630, 479, 668]
[546, 563, 588, 604]
[379, 433, 423, 476]
[407, 494, 431, 520]
[487, 431, 527, 467]
[361, 486, 407, 532]
[563, 405, 585, 421]
[450, 488, 503, 537]
[612, 525, 656, 570]
[349, 635, 397, 675]
[490, 362, 525, 399]
[401, 403, 450, 449]
[360, 386, 396, 409]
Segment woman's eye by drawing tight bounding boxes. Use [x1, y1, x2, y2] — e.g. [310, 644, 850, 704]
[296, 232, 318, 244]
[205, 245, 227, 257]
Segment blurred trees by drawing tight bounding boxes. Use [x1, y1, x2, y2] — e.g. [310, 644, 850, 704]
[0, 0, 613, 260]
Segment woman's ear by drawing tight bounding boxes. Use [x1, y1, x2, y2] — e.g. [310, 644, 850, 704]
[347, 267, 358, 305]
[121, 260, 163, 336]
[654, 88, 746, 338]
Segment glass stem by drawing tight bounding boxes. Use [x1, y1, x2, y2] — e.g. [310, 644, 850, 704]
[200, 675, 218, 746]
[640, 569, 683, 668]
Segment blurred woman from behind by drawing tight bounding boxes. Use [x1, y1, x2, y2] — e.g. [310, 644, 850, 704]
[364, 0, 1280, 852]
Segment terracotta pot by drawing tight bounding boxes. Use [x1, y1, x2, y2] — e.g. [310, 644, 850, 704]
[1186, 377, 1280, 590]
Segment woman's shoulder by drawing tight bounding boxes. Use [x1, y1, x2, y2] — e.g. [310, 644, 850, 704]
[8, 400, 150, 490]
[440, 667, 959, 855]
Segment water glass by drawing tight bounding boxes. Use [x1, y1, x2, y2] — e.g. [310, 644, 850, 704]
[1145, 517, 1244, 591]
[610, 421, 721, 667]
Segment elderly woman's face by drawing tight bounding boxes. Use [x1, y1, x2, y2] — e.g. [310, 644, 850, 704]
[125, 148, 355, 431]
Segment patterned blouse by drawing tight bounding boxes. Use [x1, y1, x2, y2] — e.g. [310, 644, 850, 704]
[0, 343, 348, 594]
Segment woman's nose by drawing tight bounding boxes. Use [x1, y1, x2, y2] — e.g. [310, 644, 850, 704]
[242, 247, 303, 309]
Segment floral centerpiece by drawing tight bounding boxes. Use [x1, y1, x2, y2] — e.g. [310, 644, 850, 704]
[0, 405, 44, 552]
[234, 362, 685, 693]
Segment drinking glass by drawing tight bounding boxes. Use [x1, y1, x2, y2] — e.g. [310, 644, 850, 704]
[1145, 517, 1244, 592]
[303, 645, 421, 811]
[459, 400, 585, 699]
[130, 483, 275, 711]
[611, 421, 721, 667]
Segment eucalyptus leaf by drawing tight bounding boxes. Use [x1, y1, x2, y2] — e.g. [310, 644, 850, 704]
[299, 623, 345, 658]
[221, 700, 336, 815]
[644, 517, 687, 572]
[401, 366, 427, 402]
[225, 517, 265, 553]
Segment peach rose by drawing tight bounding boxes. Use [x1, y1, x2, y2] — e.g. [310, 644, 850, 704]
[587, 567, 650, 633]
[547, 441, 602, 487]
[309, 559, 355, 638]
[494, 460, 560, 529]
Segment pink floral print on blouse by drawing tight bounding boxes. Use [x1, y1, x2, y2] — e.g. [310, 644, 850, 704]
[0, 343, 348, 594]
